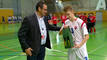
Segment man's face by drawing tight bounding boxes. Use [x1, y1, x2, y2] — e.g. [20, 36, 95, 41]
[65, 10, 74, 20]
[40, 4, 47, 16]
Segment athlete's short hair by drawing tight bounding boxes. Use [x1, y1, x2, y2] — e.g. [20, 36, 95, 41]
[64, 5, 73, 12]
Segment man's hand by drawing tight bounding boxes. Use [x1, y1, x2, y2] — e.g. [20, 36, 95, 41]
[59, 25, 69, 35]
[25, 48, 33, 56]
[64, 25, 68, 29]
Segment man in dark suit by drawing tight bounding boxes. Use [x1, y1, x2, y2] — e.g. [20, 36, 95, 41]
[18, 1, 60, 60]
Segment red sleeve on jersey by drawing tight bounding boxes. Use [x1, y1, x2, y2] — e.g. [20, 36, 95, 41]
[84, 16, 88, 23]
[81, 22, 85, 29]
[90, 16, 96, 23]
[93, 16, 96, 22]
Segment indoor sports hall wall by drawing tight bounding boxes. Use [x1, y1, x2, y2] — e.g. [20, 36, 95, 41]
[96, 10, 107, 22]
[76, 10, 107, 22]
[102, 10, 107, 22]
[76, 11, 96, 16]
[0, 9, 13, 23]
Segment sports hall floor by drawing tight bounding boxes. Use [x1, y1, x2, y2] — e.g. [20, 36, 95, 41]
[0, 21, 107, 60]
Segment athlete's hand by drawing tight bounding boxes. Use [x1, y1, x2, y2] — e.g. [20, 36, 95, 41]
[73, 44, 81, 48]
[25, 48, 33, 56]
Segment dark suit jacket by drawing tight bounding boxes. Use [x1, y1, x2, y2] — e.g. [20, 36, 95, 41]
[18, 13, 60, 55]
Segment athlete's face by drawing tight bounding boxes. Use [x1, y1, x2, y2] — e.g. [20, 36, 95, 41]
[82, 13, 84, 15]
[90, 14, 93, 16]
[66, 10, 74, 21]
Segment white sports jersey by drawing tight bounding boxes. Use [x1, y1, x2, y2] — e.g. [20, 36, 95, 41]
[64, 18, 88, 44]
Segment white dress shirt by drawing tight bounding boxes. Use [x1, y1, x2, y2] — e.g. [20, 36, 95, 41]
[36, 13, 47, 45]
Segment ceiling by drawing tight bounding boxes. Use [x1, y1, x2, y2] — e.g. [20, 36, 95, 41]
[44, 0, 80, 3]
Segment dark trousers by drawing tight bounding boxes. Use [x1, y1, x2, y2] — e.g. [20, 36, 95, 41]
[27, 45, 46, 60]
[53, 24, 57, 26]
[87, 23, 91, 33]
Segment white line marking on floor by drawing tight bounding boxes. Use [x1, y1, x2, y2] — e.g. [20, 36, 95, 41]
[3, 56, 18, 60]
[3, 53, 25, 60]
[88, 44, 105, 54]
[47, 48, 67, 54]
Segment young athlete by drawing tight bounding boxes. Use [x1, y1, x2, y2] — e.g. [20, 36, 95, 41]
[61, 13, 67, 24]
[8, 16, 12, 24]
[80, 13, 88, 23]
[2, 16, 5, 24]
[79, 13, 82, 19]
[89, 13, 96, 33]
[59, 5, 89, 60]
[52, 13, 58, 26]
[87, 13, 91, 33]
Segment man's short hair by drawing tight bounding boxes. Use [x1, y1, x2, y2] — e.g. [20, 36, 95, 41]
[64, 5, 73, 12]
[36, 1, 46, 11]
